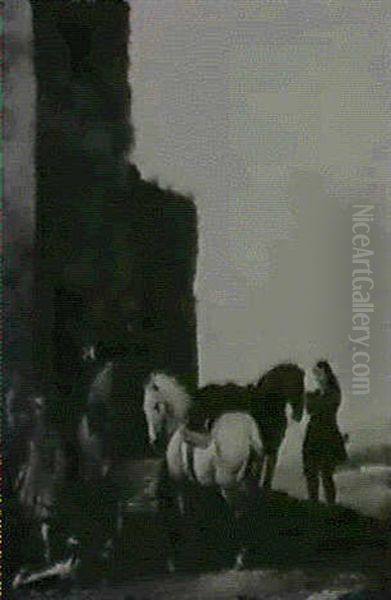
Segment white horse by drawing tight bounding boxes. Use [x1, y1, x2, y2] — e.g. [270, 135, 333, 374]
[143, 373, 264, 506]
[144, 373, 265, 571]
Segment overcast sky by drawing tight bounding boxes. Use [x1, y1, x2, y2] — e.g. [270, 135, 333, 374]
[128, 0, 390, 433]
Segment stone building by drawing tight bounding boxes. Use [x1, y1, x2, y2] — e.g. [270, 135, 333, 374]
[13, 0, 199, 458]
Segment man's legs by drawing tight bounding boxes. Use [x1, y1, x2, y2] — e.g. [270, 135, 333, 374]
[262, 451, 278, 490]
[321, 468, 336, 505]
[304, 460, 320, 502]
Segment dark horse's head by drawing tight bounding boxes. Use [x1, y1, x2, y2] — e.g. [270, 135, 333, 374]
[256, 363, 305, 423]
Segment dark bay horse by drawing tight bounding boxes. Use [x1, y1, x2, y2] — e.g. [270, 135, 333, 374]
[78, 359, 114, 481]
[77, 350, 152, 549]
[187, 363, 305, 490]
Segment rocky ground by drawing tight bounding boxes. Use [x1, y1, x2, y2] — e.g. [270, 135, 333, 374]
[10, 569, 372, 600]
[7, 457, 391, 600]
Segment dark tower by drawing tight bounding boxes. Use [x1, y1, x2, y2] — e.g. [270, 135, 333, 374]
[30, 0, 198, 457]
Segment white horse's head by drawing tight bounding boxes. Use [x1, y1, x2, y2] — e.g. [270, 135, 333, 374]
[143, 373, 191, 450]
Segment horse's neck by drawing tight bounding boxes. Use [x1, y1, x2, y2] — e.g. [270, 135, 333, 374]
[256, 377, 282, 400]
[253, 384, 287, 415]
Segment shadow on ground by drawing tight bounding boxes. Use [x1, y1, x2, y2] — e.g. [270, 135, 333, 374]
[113, 487, 389, 578]
[7, 468, 391, 598]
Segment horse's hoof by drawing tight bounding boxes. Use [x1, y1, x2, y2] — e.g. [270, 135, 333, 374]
[234, 551, 246, 571]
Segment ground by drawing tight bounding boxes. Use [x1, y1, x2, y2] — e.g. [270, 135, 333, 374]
[13, 569, 369, 600]
[8, 457, 391, 599]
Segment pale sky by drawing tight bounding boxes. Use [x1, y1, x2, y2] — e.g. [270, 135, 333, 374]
[128, 0, 390, 433]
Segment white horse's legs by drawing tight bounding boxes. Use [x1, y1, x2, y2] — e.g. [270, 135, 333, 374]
[244, 449, 265, 494]
[219, 487, 249, 572]
[101, 538, 114, 563]
[41, 521, 51, 564]
[220, 486, 240, 510]
[177, 493, 186, 516]
[220, 488, 229, 503]
[234, 548, 246, 571]
[167, 558, 176, 573]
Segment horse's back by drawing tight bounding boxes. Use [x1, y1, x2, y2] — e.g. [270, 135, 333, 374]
[212, 412, 262, 468]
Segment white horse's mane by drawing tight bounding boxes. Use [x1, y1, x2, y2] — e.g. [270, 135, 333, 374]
[147, 372, 192, 422]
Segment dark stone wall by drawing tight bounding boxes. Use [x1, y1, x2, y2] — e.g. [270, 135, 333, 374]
[30, 0, 198, 457]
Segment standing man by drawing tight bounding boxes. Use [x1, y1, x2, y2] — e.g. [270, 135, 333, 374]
[303, 360, 348, 504]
